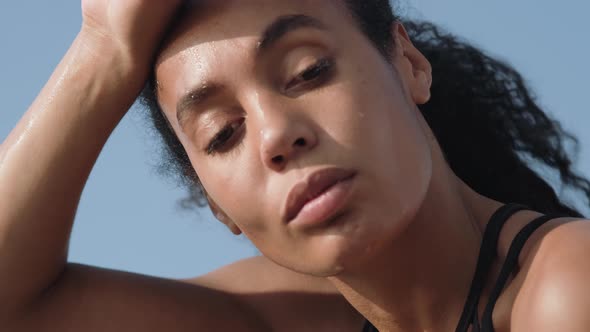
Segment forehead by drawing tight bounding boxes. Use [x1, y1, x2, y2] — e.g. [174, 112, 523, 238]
[157, 0, 350, 64]
[154, 0, 361, 117]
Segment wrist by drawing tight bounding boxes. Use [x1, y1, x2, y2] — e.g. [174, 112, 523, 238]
[43, 29, 151, 122]
[76, 26, 151, 85]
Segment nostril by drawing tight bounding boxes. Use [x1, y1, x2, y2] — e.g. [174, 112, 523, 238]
[294, 138, 306, 147]
[272, 155, 285, 164]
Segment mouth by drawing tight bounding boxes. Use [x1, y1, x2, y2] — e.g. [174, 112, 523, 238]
[283, 168, 357, 227]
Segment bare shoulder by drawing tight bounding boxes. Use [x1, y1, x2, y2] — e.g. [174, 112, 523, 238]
[512, 219, 590, 331]
[186, 256, 366, 332]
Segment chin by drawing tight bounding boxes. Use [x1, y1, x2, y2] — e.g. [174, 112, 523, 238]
[305, 206, 421, 277]
[269, 238, 366, 278]
[299, 218, 387, 277]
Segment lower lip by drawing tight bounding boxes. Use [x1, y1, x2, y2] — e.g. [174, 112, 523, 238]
[289, 175, 355, 228]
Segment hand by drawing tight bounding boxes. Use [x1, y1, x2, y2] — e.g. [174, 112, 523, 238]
[80, 0, 184, 71]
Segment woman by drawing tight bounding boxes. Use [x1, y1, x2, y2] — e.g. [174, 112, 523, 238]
[1, 0, 589, 331]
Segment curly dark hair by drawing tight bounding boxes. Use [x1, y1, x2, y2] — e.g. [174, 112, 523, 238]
[140, 0, 590, 217]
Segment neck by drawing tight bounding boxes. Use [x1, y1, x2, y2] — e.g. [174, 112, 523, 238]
[328, 168, 502, 331]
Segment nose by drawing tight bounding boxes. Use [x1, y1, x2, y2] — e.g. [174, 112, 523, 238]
[259, 110, 318, 172]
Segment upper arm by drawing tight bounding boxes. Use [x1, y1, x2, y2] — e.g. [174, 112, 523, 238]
[9, 263, 269, 332]
[189, 256, 366, 332]
[512, 220, 590, 332]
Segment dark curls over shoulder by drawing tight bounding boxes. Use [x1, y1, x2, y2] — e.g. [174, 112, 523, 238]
[140, 0, 590, 217]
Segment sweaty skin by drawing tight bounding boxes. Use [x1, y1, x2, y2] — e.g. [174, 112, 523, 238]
[1, 1, 590, 331]
[156, 1, 590, 331]
[156, 0, 435, 278]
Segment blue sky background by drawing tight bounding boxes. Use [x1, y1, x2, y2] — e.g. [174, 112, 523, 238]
[1, 1, 588, 279]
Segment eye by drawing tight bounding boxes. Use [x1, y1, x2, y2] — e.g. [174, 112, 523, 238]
[206, 119, 245, 155]
[285, 57, 335, 92]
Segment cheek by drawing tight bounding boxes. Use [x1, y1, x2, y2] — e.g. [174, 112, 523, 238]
[194, 151, 272, 234]
[319, 62, 427, 163]
[363, 78, 432, 212]
[198, 160, 247, 209]
[325, 61, 433, 237]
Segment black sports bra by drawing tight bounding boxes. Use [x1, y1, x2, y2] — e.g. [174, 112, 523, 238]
[362, 203, 567, 332]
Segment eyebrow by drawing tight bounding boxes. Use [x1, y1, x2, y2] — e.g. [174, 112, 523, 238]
[257, 14, 327, 55]
[176, 14, 327, 124]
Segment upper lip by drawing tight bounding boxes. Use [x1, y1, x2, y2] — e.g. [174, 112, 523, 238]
[282, 167, 356, 223]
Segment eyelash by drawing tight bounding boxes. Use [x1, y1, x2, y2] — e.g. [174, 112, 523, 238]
[205, 57, 335, 155]
[206, 119, 245, 155]
[285, 57, 335, 92]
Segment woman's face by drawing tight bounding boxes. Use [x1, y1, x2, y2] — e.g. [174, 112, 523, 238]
[155, 0, 434, 276]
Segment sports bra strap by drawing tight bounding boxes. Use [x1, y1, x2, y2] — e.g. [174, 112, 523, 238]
[362, 320, 377, 332]
[455, 203, 529, 332]
[480, 213, 563, 329]
[363, 203, 544, 332]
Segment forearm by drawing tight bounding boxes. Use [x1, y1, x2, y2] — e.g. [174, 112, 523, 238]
[0, 30, 146, 316]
